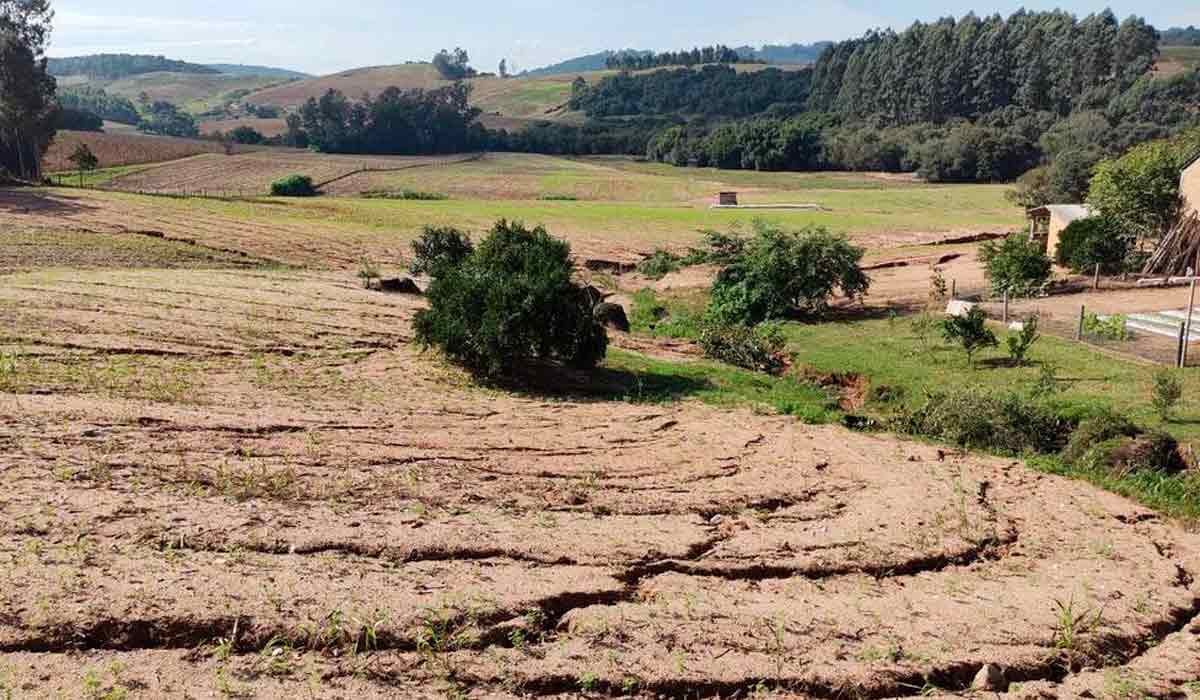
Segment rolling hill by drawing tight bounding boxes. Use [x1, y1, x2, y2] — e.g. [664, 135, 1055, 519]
[204, 64, 311, 79]
[58, 72, 297, 115]
[242, 63, 613, 126]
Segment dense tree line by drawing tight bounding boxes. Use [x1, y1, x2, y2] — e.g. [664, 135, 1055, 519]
[55, 107, 101, 131]
[137, 101, 198, 138]
[737, 42, 834, 65]
[569, 65, 811, 119]
[57, 87, 140, 125]
[641, 62, 1200, 184]
[432, 48, 476, 80]
[0, 0, 57, 179]
[294, 83, 486, 154]
[604, 45, 751, 70]
[47, 53, 218, 79]
[1161, 26, 1200, 46]
[807, 10, 1157, 122]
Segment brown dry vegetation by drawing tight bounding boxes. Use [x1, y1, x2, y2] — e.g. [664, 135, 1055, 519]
[0, 256, 1198, 698]
[43, 131, 229, 171]
[103, 151, 475, 195]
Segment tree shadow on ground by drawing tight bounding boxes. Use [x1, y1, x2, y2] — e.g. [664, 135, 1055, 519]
[489, 359, 714, 404]
[796, 301, 923, 324]
[0, 186, 103, 217]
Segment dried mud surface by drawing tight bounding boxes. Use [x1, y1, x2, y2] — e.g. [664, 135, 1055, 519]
[1, 269, 1199, 699]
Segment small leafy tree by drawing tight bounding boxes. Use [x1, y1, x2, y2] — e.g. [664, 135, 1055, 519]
[410, 226, 474, 277]
[939, 307, 998, 368]
[270, 174, 316, 197]
[1055, 217, 1130, 274]
[1087, 135, 1198, 246]
[705, 222, 869, 326]
[979, 235, 1052, 297]
[413, 220, 607, 378]
[1151, 369, 1183, 422]
[1006, 315, 1041, 366]
[67, 143, 98, 186]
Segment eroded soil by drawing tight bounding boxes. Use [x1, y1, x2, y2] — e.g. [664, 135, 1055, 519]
[1, 267, 1198, 698]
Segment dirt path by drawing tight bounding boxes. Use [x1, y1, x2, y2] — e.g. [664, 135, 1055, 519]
[0, 269, 1197, 698]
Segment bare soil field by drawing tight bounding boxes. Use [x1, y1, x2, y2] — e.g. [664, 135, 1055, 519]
[0, 264, 1198, 698]
[103, 151, 475, 196]
[44, 131, 229, 171]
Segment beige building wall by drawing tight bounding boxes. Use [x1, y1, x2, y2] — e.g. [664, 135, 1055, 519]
[1183, 159, 1200, 215]
[1046, 212, 1073, 261]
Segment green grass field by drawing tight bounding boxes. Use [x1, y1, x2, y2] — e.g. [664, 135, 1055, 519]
[1160, 46, 1200, 74]
[158, 189, 1017, 251]
[47, 163, 162, 188]
[630, 289, 1200, 521]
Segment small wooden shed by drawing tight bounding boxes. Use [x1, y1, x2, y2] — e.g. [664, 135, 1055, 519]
[717, 192, 739, 206]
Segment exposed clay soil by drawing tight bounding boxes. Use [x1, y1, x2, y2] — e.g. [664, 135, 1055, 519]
[1, 267, 1198, 698]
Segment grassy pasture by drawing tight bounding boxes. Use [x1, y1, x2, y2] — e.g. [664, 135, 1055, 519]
[20, 151, 1022, 269]
[1158, 46, 1200, 76]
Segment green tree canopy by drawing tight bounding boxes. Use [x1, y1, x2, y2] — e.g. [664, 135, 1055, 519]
[1087, 130, 1200, 244]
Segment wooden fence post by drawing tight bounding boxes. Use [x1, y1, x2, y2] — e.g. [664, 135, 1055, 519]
[1002, 290, 1009, 325]
[951, 279, 957, 299]
[1178, 323, 1187, 369]
[1093, 263, 1101, 290]
[1076, 305, 1086, 341]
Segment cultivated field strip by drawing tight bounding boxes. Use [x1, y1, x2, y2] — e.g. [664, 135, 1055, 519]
[1, 271, 1198, 698]
[103, 151, 481, 196]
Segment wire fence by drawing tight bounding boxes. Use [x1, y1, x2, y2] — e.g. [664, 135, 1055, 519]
[947, 279, 1195, 367]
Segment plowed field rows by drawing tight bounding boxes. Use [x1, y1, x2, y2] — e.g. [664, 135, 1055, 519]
[0, 267, 1197, 698]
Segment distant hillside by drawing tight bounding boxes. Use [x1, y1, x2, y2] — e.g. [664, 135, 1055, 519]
[244, 64, 447, 107]
[205, 64, 311, 80]
[242, 63, 606, 129]
[737, 42, 833, 64]
[523, 50, 650, 77]
[48, 54, 218, 79]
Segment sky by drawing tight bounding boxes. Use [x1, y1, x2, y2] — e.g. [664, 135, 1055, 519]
[50, 1, 1200, 76]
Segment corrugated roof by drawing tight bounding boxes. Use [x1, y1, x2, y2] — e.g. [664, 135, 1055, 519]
[1027, 204, 1095, 221]
[1184, 150, 1200, 174]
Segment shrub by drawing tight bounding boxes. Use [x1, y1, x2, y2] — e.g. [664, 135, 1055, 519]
[1081, 432, 1186, 476]
[229, 125, 264, 145]
[897, 388, 1070, 455]
[697, 322, 787, 374]
[979, 235, 1052, 297]
[412, 220, 607, 377]
[409, 226, 474, 277]
[939, 307, 998, 368]
[1062, 410, 1140, 465]
[357, 258, 381, 289]
[1082, 312, 1130, 341]
[1151, 369, 1183, 422]
[270, 174, 317, 197]
[362, 189, 448, 200]
[1054, 217, 1130, 274]
[638, 250, 683, 280]
[705, 222, 869, 326]
[1006, 315, 1041, 366]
